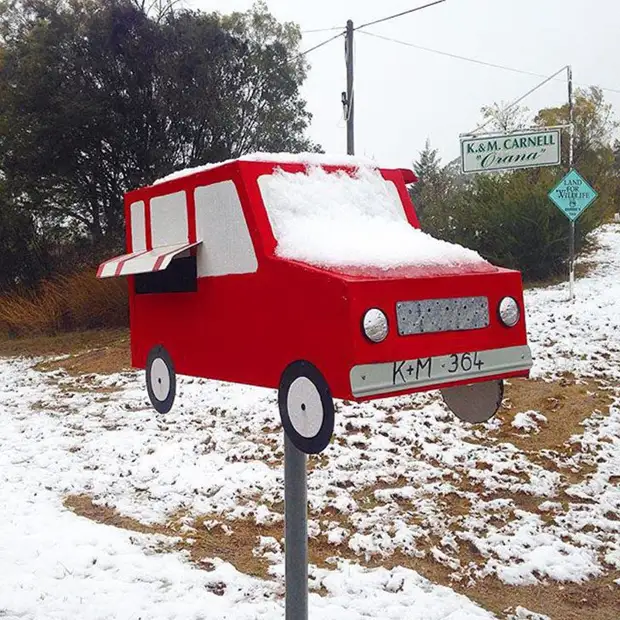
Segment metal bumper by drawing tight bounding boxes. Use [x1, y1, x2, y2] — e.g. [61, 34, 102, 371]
[350, 344, 533, 399]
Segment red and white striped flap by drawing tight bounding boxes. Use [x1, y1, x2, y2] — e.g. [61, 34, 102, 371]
[97, 241, 201, 279]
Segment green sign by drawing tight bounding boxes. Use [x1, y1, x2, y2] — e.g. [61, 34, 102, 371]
[461, 128, 561, 174]
[548, 169, 598, 221]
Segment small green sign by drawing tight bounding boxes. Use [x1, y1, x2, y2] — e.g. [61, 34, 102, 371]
[548, 169, 598, 221]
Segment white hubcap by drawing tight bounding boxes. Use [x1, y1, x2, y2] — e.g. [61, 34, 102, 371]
[151, 358, 171, 402]
[287, 377, 324, 438]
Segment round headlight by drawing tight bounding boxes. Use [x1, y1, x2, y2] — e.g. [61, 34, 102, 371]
[498, 296, 520, 327]
[362, 308, 389, 343]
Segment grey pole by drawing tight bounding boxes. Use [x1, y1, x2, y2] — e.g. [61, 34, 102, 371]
[569, 219, 575, 301]
[345, 20, 355, 155]
[567, 65, 575, 301]
[284, 434, 308, 620]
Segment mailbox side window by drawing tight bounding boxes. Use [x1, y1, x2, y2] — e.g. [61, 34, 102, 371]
[194, 181, 258, 277]
[150, 191, 189, 246]
[135, 192, 197, 294]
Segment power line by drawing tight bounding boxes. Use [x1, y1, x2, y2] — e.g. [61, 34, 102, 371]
[296, 1, 446, 64]
[301, 1, 446, 37]
[441, 66, 571, 167]
[466, 66, 569, 136]
[358, 30, 550, 78]
[301, 26, 344, 34]
[356, 0, 447, 30]
[357, 29, 620, 96]
[296, 30, 345, 58]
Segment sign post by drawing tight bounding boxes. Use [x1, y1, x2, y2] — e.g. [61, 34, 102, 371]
[548, 169, 598, 300]
[284, 434, 308, 620]
[568, 66, 575, 301]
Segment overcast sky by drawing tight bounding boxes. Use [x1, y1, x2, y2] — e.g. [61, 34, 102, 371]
[189, 0, 620, 168]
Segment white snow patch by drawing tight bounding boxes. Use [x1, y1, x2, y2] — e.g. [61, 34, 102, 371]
[315, 563, 493, 619]
[465, 511, 602, 585]
[604, 546, 620, 569]
[505, 606, 551, 620]
[154, 151, 380, 185]
[327, 527, 349, 546]
[538, 501, 562, 513]
[511, 410, 547, 432]
[259, 165, 487, 270]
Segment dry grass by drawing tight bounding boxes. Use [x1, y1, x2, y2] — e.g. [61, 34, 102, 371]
[65, 494, 154, 535]
[34, 337, 132, 375]
[494, 376, 615, 452]
[0, 327, 131, 372]
[0, 270, 127, 337]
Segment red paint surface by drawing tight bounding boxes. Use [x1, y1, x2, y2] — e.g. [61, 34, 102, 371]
[111, 159, 531, 402]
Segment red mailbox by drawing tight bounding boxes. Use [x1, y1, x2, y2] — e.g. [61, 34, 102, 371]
[99, 154, 532, 453]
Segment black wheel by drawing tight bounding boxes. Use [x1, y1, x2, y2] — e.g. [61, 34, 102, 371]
[278, 360, 335, 454]
[441, 379, 504, 423]
[146, 345, 176, 414]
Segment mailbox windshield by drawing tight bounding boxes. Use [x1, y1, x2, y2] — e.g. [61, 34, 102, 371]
[258, 165, 487, 271]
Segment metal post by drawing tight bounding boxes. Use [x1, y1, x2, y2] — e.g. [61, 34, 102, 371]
[345, 20, 355, 155]
[569, 219, 575, 298]
[568, 65, 575, 301]
[284, 434, 308, 620]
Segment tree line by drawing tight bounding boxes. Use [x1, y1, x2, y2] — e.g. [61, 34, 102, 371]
[0, 0, 317, 291]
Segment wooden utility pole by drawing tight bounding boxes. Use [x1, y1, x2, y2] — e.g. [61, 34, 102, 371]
[345, 20, 355, 155]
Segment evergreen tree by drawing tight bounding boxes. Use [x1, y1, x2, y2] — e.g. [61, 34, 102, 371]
[411, 139, 454, 225]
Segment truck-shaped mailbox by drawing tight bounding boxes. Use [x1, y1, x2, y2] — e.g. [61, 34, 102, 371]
[98, 154, 533, 454]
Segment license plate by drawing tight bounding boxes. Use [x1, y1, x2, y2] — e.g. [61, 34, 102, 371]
[391, 351, 486, 386]
[349, 345, 532, 398]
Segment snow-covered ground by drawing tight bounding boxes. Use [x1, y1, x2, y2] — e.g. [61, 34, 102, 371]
[526, 224, 620, 380]
[1, 225, 619, 619]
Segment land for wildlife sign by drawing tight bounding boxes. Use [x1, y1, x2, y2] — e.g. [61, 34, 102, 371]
[460, 128, 561, 174]
[548, 169, 598, 221]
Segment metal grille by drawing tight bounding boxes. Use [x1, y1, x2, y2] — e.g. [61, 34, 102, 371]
[396, 296, 489, 335]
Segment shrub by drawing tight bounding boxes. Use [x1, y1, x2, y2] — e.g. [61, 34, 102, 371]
[420, 167, 612, 282]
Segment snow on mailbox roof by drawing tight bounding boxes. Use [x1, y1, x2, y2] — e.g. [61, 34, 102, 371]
[153, 152, 379, 185]
[259, 165, 489, 271]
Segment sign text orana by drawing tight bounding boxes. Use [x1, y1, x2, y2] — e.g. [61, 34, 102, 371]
[461, 128, 561, 174]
